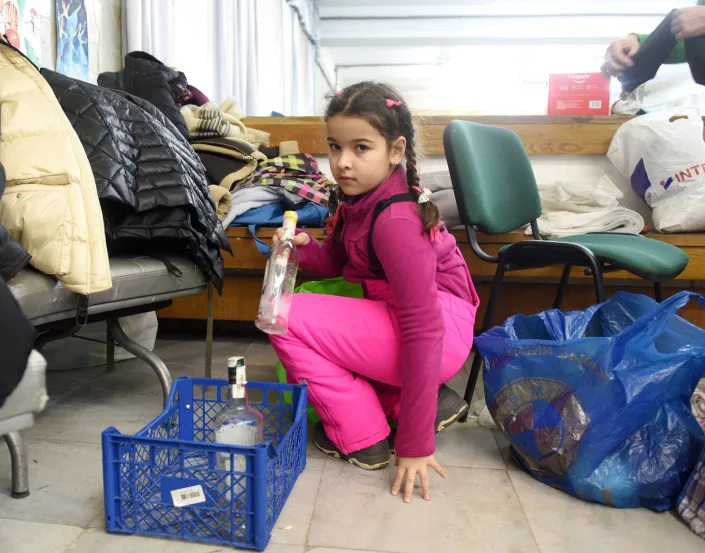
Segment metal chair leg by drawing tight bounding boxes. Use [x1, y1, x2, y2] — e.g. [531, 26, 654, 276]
[106, 325, 115, 372]
[463, 349, 483, 404]
[205, 284, 213, 378]
[3, 432, 29, 498]
[654, 281, 663, 302]
[481, 263, 505, 331]
[554, 265, 571, 309]
[463, 263, 505, 404]
[586, 259, 606, 303]
[106, 318, 172, 407]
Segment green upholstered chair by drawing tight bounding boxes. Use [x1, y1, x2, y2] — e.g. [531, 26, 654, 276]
[443, 120, 690, 403]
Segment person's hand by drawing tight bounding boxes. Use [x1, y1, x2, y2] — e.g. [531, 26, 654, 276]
[601, 34, 640, 78]
[390, 454, 446, 503]
[672, 6, 705, 41]
[271, 228, 310, 246]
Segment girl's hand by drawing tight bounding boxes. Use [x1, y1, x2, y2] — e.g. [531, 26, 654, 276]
[672, 6, 705, 41]
[391, 454, 446, 503]
[271, 228, 310, 246]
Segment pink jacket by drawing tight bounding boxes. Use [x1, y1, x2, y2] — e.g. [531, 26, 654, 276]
[298, 166, 479, 456]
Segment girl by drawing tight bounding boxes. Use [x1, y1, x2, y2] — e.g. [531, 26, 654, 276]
[269, 82, 479, 503]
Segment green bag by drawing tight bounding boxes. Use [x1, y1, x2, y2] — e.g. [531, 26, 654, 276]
[275, 277, 364, 422]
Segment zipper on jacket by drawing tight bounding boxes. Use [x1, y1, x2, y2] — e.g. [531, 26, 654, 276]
[7, 173, 71, 187]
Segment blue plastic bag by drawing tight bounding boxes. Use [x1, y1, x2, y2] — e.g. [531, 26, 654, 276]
[229, 201, 328, 227]
[230, 201, 329, 254]
[475, 290, 705, 511]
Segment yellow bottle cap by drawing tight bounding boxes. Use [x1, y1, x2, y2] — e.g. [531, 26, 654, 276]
[283, 210, 298, 224]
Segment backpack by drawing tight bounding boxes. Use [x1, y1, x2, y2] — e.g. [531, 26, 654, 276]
[367, 192, 415, 274]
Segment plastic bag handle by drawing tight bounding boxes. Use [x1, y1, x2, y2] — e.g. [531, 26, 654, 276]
[619, 290, 705, 344]
[248, 224, 271, 255]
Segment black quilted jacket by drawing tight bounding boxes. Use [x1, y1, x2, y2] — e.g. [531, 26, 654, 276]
[98, 51, 190, 140]
[42, 69, 230, 292]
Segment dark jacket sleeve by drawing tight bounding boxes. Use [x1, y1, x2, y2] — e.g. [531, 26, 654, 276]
[0, 275, 35, 409]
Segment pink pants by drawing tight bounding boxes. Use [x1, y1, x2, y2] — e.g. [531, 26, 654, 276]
[269, 291, 476, 454]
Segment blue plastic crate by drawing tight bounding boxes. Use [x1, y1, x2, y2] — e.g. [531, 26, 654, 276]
[101, 377, 308, 551]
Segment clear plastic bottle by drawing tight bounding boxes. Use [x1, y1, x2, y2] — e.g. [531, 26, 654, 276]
[255, 210, 299, 334]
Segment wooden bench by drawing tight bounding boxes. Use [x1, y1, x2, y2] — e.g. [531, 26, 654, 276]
[157, 227, 705, 329]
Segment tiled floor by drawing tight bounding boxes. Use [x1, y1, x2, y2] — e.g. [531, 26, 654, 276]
[1, 335, 703, 553]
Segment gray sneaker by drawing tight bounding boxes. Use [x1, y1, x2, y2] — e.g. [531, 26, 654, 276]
[386, 386, 469, 454]
[313, 422, 390, 470]
[435, 384, 470, 433]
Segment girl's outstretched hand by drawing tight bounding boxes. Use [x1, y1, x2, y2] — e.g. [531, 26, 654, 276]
[271, 228, 310, 246]
[391, 454, 446, 503]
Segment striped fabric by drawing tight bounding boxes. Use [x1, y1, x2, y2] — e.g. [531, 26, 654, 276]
[678, 449, 705, 540]
[184, 107, 234, 138]
[254, 154, 332, 206]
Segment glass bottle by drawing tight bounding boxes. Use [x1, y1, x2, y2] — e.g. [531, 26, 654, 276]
[255, 210, 299, 334]
[214, 356, 264, 477]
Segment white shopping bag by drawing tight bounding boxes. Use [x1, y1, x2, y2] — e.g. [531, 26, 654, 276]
[607, 107, 705, 232]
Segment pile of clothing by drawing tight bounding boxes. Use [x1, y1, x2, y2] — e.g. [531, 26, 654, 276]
[177, 94, 333, 232]
[221, 151, 332, 229]
[525, 176, 645, 238]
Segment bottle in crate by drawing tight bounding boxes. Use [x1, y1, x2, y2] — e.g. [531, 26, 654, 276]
[214, 357, 264, 486]
[255, 210, 299, 334]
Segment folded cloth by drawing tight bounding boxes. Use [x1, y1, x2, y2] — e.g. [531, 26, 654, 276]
[528, 207, 645, 238]
[209, 185, 232, 221]
[252, 154, 332, 206]
[180, 97, 270, 146]
[192, 137, 267, 190]
[222, 186, 289, 228]
[525, 176, 645, 238]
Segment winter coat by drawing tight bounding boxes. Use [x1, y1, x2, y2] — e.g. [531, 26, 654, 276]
[98, 51, 191, 140]
[42, 69, 230, 292]
[0, 40, 111, 294]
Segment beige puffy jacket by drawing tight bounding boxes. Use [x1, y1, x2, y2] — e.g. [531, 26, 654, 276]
[0, 41, 111, 294]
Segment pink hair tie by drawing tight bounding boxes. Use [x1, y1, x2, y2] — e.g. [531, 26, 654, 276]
[386, 98, 402, 108]
[429, 225, 441, 243]
[429, 223, 443, 243]
[336, 89, 344, 96]
[411, 186, 422, 194]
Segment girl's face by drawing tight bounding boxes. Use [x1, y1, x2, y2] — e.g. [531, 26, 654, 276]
[326, 114, 405, 196]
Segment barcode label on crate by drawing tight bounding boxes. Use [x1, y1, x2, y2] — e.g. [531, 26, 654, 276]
[589, 100, 602, 109]
[170, 485, 206, 507]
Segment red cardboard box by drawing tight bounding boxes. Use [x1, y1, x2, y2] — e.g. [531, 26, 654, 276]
[547, 73, 610, 115]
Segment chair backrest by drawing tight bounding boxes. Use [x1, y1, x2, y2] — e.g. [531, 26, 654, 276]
[443, 120, 542, 235]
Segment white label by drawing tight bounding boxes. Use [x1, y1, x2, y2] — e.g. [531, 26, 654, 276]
[170, 484, 206, 507]
[589, 100, 602, 109]
[236, 366, 247, 387]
